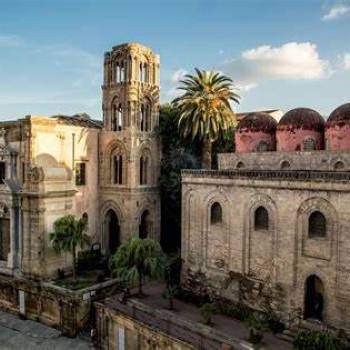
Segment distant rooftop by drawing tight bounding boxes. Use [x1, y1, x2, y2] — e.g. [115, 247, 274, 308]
[237, 109, 283, 123]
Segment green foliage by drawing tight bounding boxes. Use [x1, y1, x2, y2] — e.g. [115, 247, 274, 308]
[162, 285, 179, 310]
[50, 215, 90, 280]
[264, 312, 285, 334]
[109, 236, 165, 295]
[200, 302, 218, 325]
[245, 313, 268, 345]
[293, 330, 346, 350]
[173, 69, 239, 142]
[217, 302, 251, 322]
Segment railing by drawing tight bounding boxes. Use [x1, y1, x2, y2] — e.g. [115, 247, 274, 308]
[182, 169, 350, 182]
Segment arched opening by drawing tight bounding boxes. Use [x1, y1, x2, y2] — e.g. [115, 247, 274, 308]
[308, 211, 327, 238]
[140, 156, 149, 185]
[303, 138, 316, 151]
[281, 160, 291, 170]
[236, 161, 245, 169]
[254, 206, 269, 230]
[210, 202, 222, 224]
[140, 104, 145, 131]
[139, 210, 152, 239]
[117, 104, 123, 131]
[112, 155, 123, 185]
[334, 161, 345, 170]
[304, 275, 324, 321]
[257, 141, 269, 152]
[105, 209, 120, 255]
[82, 212, 88, 225]
[0, 214, 10, 261]
[115, 63, 120, 83]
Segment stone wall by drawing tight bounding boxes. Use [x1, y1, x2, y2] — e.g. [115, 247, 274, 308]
[181, 169, 350, 333]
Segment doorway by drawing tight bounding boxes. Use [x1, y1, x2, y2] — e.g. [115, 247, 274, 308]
[304, 275, 324, 321]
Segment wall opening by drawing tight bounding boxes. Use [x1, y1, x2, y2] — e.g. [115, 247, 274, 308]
[304, 275, 324, 321]
[308, 211, 326, 238]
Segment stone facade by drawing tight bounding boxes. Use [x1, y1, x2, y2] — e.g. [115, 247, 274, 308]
[181, 152, 350, 333]
[0, 42, 160, 280]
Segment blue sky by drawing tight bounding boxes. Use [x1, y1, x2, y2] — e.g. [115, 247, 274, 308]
[0, 0, 349, 120]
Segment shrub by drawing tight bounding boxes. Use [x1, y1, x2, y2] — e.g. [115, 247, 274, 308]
[264, 313, 285, 334]
[293, 329, 346, 350]
[245, 313, 269, 345]
[200, 302, 218, 325]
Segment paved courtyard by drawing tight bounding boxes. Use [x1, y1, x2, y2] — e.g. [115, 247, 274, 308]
[0, 310, 94, 350]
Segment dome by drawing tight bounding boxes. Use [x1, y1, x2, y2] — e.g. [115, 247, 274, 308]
[325, 103, 350, 128]
[237, 112, 277, 133]
[277, 108, 325, 132]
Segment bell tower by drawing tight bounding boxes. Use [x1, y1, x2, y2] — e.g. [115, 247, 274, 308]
[99, 43, 161, 253]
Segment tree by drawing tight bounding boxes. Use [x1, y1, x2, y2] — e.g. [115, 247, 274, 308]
[110, 236, 165, 295]
[173, 69, 240, 169]
[50, 215, 90, 281]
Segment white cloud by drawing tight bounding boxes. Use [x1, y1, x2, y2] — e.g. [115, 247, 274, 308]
[0, 35, 24, 48]
[343, 53, 350, 70]
[171, 68, 187, 82]
[322, 4, 349, 21]
[221, 42, 331, 91]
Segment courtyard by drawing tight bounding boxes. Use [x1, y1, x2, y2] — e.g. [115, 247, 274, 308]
[0, 310, 94, 350]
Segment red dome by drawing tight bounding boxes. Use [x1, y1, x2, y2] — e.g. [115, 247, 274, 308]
[277, 108, 325, 132]
[325, 103, 350, 129]
[237, 112, 277, 134]
[325, 103, 350, 151]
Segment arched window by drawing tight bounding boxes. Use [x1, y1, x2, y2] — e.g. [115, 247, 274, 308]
[308, 211, 326, 238]
[139, 210, 151, 239]
[140, 156, 149, 185]
[257, 141, 269, 152]
[334, 161, 345, 170]
[117, 104, 123, 131]
[113, 155, 123, 185]
[281, 160, 291, 170]
[82, 212, 88, 225]
[112, 105, 117, 131]
[115, 63, 120, 83]
[140, 104, 145, 131]
[120, 62, 125, 82]
[236, 161, 245, 169]
[303, 138, 316, 151]
[139, 63, 143, 82]
[254, 206, 269, 230]
[210, 202, 222, 224]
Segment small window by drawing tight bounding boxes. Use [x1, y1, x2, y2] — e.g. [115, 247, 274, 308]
[254, 206, 269, 230]
[334, 161, 345, 170]
[82, 213, 88, 225]
[308, 211, 326, 238]
[281, 160, 291, 170]
[257, 141, 269, 152]
[303, 138, 316, 151]
[236, 161, 245, 169]
[140, 156, 148, 185]
[211, 202, 222, 224]
[75, 162, 86, 186]
[0, 162, 5, 183]
[113, 155, 123, 185]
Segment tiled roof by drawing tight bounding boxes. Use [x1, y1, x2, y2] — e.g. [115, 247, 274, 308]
[51, 113, 103, 129]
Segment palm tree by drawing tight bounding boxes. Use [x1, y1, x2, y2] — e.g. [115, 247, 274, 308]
[173, 69, 240, 169]
[50, 215, 90, 281]
[110, 236, 165, 295]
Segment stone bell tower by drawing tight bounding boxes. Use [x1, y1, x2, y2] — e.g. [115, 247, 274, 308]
[99, 43, 161, 254]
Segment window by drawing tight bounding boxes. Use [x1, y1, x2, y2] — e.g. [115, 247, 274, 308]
[0, 162, 5, 183]
[116, 63, 120, 83]
[210, 202, 222, 224]
[303, 138, 316, 151]
[117, 104, 123, 131]
[0, 218, 10, 261]
[254, 206, 269, 230]
[308, 211, 326, 238]
[140, 156, 148, 185]
[334, 161, 345, 170]
[257, 141, 269, 152]
[236, 161, 245, 169]
[82, 213, 88, 225]
[140, 105, 145, 131]
[113, 155, 123, 185]
[75, 162, 86, 186]
[281, 160, 291, 170]
[112, 105, 117, 131]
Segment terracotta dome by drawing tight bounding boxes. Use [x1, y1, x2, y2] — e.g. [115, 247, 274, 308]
[235, 112, 277, 153]
[276, 108, 324, 152]
[325, 103, 350, 151]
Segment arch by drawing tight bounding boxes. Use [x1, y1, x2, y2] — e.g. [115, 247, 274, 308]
[104, 140, 127, 185]
[105, 209, 120, 255]
[302, 138, 316, 151]
[236, 161, 245, 169]
[139, 210, 152, 239]
[140, 98, 152, 132]
[210, 202, 222, 225]
[308, 211, 327, 238]
[82, 212, 88, 225]
[254, 206, 269, 230]
[304, 275, 324, 321]
[257, 141, 269, 152]
[334, 160, 345, 170]
[281, 160, 291, 170]
[139, 147, 152, 185]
